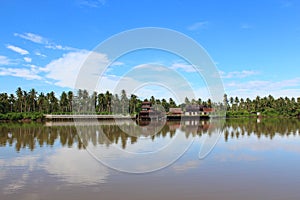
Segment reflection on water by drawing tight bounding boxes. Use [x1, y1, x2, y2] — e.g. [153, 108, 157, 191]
[1, 118, 300, 200]
[1, 119, 299, 152]
[0, 120, 213, 151]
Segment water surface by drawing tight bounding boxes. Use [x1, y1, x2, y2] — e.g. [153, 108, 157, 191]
[1, 118, 300, 200]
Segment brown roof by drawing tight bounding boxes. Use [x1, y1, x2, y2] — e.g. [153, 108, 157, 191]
[203, 108, 214, 112]
[169, 108, 183, 114]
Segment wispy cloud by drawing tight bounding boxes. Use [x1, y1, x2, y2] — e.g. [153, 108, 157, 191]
[170, 62, 197, 72]
[6, 45, 29, 55]
[14, 32, 47, 44]
[78, 0, 105, 8]
[110, 61, 124, 66]
[0, 55, 12, 65]
[187, 21, 208, 31]
[23, 57, 32, 63]
[220, 70, 258, 79]
[45, 44, 77, 51]
[14, 32, 76, 51]
[172, 160, 199, 172]
[0, 67, 42, 80]
[225, 77, 300, 98]
[35, 51, 46, 57]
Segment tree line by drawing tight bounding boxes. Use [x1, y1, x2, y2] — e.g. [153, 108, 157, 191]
[0, 87, 210, 115]
[224, 94, 300, 117]
[0, 87, 300, 120]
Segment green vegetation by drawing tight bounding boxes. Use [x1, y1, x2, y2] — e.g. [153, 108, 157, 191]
[223, 94, 300, 118]
[0, 87, 300, 121]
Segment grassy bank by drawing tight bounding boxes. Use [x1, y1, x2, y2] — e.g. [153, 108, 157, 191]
[0, 112, 44, 121]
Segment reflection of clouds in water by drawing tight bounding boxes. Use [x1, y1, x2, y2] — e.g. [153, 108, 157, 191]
[214, 153, 261, 162]
[22, 193, 41, 200]
[87, 129, 195, 173]
[172, 160, 199, 172]
[226, 136, 300, 153]
[0, 149, 110, 195]
[0, 155, 39, 194]
[42, 148, 109, 185]
[214, 134, 300, 163]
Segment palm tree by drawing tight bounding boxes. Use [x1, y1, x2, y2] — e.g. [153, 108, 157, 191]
[129, 94, 138, 114]
[16, 87, 23, 112]
[223, 94, 228, 109]
[229, 97, 234, 110]
[60, 91, 68, 112]
[48, 91, 58, 113]
[67, 91, 73, 112]
[239, 98, 244, 111]
[161, 98, 169, 112]
[169, 98, 176, 108]
[207, 98, 212, 108]
[28, 88, 37, 112]
[121, 89, 129, 115]
[37, 92, 47, 112]
[105, 91, 112, 113]
[8, 94, 15, 112]
[234, 97, 239, 111]
[245, 98, 252, 112]
[0, 93, 9, 113]
[97, 93, 105, 113]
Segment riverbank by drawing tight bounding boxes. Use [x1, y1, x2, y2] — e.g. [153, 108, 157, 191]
[0, 112, 299, 123]
[0, 112, 44, 122]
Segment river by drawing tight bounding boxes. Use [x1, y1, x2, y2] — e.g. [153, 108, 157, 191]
[1, 118, 300, 200]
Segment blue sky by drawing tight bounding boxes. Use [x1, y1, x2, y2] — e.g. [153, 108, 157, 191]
[0, 0, 300, 100]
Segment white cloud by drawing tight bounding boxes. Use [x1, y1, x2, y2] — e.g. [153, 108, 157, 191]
[227, 77, 300, 90]
[44, 50, 110, 88]
[6, 45, 29, 55]
[187, 21, 208, 31]
[225, 77, 300, 98]
[110, 61, 124, 66]
[172, 160, 199, 172]
[14, 32, 47, 44]
[0, 55, 12, 65]
[170, 63, 197, 72]
[106, 63, 198, 103]
[0, 67, 42, 80]
[35, 51, 46, 57]
[78, 0, 106, 8]
[45, 44, 77, 51]
[15, 32, 76, 51]
[220, 70, 258, 79]
[24, 57, 32, 63]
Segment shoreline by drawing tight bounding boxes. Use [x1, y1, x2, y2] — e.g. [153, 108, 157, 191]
[0, 113, 299, 123]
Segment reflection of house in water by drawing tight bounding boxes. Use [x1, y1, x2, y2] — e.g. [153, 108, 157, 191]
[167, 121, 181, 132]
[182, 120, 211, 135]
[136, 120, 166, 137]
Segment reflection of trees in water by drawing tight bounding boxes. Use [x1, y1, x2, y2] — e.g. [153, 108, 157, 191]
[223, 118, 300, 142]
[0, 124, 83, 152]
[0, 119, 299, 151]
